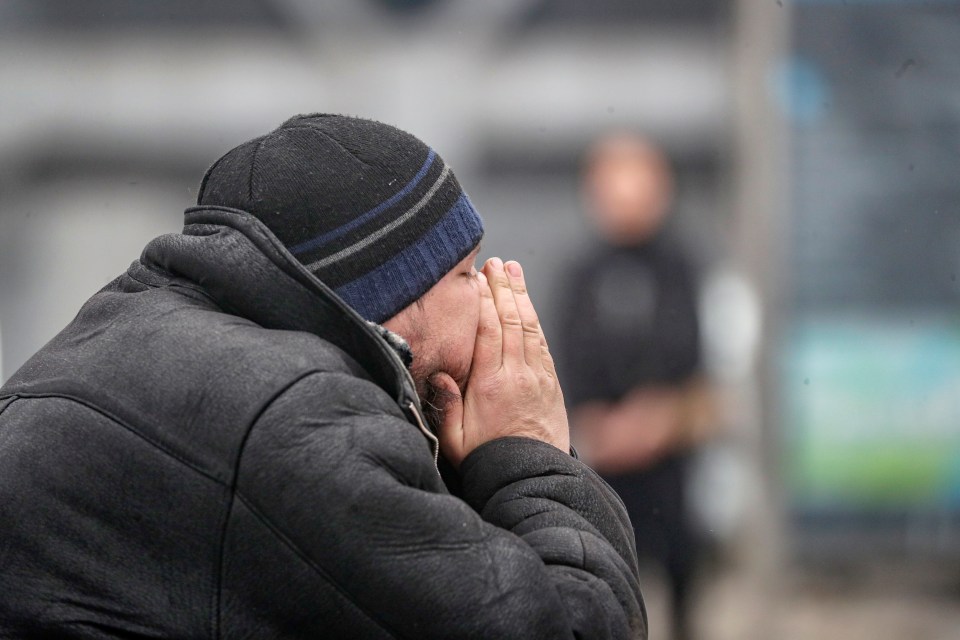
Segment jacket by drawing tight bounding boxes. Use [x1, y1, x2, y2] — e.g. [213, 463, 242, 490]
[0, 206, 646, 639]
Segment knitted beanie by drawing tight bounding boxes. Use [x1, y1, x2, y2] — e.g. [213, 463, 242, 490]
[196, 114, 484, 323]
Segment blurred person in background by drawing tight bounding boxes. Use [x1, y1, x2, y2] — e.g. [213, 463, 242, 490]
[0, 115, 646, 639]
[557, 133, 716, 640]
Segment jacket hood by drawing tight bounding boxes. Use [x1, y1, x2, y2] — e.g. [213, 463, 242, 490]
[135, 205, 422, 414]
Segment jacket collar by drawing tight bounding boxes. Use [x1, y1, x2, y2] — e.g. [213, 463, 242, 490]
[134, 205, 422, 414]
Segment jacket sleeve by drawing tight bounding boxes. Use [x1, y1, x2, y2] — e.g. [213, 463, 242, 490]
[225, 371, 646, 640]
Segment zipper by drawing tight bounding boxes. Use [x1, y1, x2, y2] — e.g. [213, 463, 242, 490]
[382, 342, 441, 477]
[407, 400, 441, 477]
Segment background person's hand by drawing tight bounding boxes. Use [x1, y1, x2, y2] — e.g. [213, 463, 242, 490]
[572, 381, 717, 474]
[579, 389, 683, 474]
[431, 258, 570, 468]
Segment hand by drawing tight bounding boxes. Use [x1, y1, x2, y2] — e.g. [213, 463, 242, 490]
[569, 401, 612, 460]
[431, 258, 570, 468]
[581, 389, 684, 473]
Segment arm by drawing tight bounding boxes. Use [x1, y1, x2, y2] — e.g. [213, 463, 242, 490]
[572, 378, 717, 474]
[227, 371, 646, 639]
[428, 256, 643, 635]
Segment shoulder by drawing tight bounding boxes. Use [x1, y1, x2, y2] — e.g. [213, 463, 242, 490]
[9, 282, 386, 459]
[113, 281, 371, 384]
[649, 225, 702, 275]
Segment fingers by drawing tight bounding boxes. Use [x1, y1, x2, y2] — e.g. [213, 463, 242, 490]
[540, 332, 558, 376]
[482, 257, 525, 366]
[504, 261, 544, 369]
[471, 270, 502, 375]
[479, 257, 552, 371]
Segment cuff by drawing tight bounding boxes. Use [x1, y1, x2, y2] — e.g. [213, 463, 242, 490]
[459, 436, 583, 514]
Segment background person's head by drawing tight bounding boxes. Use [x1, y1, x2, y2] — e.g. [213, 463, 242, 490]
[582, 133, 674, 246]
[197, 114, 484, 397]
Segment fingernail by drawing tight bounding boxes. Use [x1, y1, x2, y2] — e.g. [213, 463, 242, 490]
[477, 271, 488, 284]
[489, 257, 504, 270]
[506, 261, 522, 278]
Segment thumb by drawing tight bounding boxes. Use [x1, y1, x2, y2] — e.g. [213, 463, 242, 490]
[429, 372, 465, 467]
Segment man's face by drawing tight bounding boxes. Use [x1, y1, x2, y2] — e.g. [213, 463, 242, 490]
[383, 247, 482, 398]
[584, 136, 673, 245]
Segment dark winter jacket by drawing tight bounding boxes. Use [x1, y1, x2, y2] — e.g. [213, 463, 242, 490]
[558, 237, 702, 406]
[0, 206, 646, 639]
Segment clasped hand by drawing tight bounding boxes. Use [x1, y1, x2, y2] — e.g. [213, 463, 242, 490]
[431, 258, 570, 468]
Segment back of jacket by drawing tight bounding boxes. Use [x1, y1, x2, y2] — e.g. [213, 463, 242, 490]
[0, 262, 376, 637]
[0, 208, 646, 639]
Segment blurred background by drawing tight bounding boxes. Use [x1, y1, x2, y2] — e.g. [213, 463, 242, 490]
[1, 1, 958, 638]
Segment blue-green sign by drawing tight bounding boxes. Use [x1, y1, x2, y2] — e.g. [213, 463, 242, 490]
[783, 315, 960, 509]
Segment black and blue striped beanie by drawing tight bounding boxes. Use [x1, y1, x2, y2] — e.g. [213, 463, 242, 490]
[196, 114, 484, 323]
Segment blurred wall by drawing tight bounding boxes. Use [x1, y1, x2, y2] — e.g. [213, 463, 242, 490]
[0, 0, 734, 381]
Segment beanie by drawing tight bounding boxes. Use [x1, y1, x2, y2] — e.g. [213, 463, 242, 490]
[196, 114, 484, 323]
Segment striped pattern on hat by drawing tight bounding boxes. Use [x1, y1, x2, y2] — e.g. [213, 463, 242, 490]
[196, 114, 484, 323]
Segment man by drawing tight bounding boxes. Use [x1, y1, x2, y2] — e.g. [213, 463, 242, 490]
[0, 115, 646, 639]
[557, 134, 714, 640]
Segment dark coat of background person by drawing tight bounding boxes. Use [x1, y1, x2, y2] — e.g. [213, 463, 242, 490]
[557, 230, 701, 638]
[0, 206, 647, 639]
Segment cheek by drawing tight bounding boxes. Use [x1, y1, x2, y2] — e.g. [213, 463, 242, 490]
[456, 289, 481, 356]
[468, 288, 481, 328]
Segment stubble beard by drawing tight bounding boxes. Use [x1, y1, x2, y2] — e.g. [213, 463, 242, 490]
[412, 345, 470, 435]
[400, 309, 471, 433]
